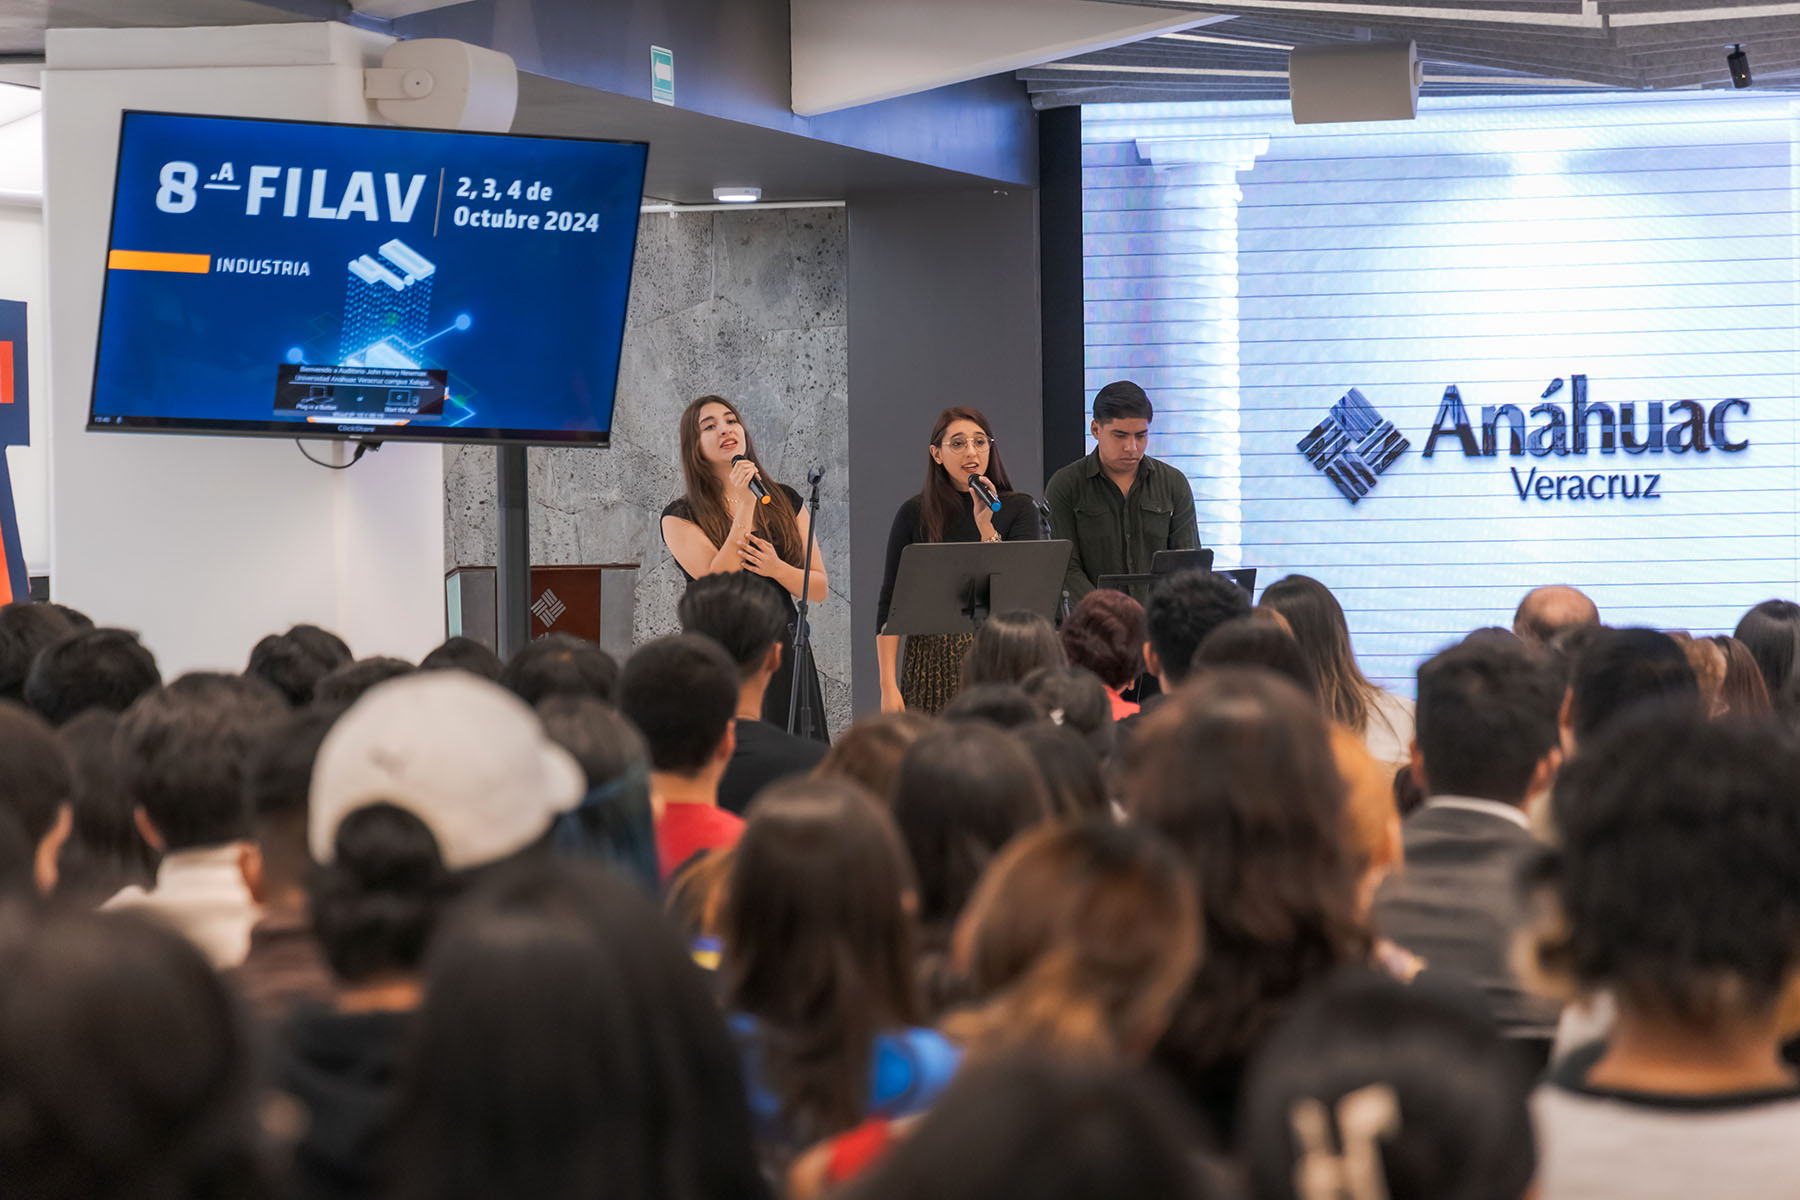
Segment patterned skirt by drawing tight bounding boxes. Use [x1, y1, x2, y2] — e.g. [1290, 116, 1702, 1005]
[900, 633, 975, 715]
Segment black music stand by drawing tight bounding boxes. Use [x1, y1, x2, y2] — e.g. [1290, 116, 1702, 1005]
[882, 540, 1074, 636]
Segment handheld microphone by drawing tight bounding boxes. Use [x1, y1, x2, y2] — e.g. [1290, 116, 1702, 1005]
[732, 454, 771, 505]
[968, 473, 1002, 513]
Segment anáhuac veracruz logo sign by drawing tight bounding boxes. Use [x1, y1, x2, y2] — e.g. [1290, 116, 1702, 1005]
[1299, 375, 1750, 505]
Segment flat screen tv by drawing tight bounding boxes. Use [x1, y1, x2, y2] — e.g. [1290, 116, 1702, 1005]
[88, 111, 648, 446]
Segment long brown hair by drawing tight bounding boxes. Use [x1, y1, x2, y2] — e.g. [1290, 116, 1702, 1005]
[949, 820, 1200, 1062]
[1259, 574, 1382, 733]
[722, 778, 921, 1147]
[1125, 669, 1368, 1069]
[920, 407, 1014, 544]
[677, 395, 802, 566]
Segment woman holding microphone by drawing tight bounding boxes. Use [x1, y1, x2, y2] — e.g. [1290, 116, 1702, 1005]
[661, 395, 828, 739]
[876, 407, 1043, 714]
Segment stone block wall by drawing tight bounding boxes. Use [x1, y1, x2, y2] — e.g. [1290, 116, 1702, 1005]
[444, 207, 853, 734]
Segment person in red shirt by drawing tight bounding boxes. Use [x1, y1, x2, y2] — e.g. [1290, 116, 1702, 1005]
[618, 633, 745, 880]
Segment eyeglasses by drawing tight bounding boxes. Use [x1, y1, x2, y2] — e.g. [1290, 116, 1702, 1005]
[941, 435, 992, 453]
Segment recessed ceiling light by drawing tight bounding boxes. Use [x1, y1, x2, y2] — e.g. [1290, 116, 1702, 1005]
[712, 186, 762, 203]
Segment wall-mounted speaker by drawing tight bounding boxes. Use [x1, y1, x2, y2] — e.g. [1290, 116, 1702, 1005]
[1289, 41, 1421, 125]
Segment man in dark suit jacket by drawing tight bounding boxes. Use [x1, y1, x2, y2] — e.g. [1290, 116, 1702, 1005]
[677, 572, 826, 817]
[1372, 635, 1565, 1042]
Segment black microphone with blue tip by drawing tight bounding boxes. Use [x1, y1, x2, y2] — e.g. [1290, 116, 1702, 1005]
[968, 473, 1002, 513]
[732, 454, 771, 505]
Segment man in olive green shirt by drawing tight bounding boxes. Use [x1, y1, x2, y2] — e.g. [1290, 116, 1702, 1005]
[1044, 381, 1200, 604]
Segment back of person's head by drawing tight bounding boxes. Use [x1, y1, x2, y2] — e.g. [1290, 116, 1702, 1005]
[1331, 726, 1402, 917]
[1060, 589, 1147, 691]
[618, 634, 739, 775]
[892, 722, 1050, 934]
[960, 610, 1066, 690]
[1670, 631, 1726, 717]
[952, 820, 1199, 1061]
[1259, 575, 1379, 732]
[0, 704, 73, 860]
[1014, 722, 1111, 820]
[814, 711, 935, 798]
[312, 655, 415, 708]
[1511, 584, 1600, 649]
[306, 672, 586, 982]
[1414, 638, 1561, 804]
[1569, 627, 1699, 742]
[52, 711, 156, 906]
[1193, 617, 1313, 696]
[49, 603, 94, 632]
[501, 634, 620, 706]
[840, 1058, 1225, 1200]
[245, 623, 352, 706]
[1529, 709, 1800, 1028]
[0, 602, 76, 704]
[0, 907, 265, 1199]
[724, 777, 921, 1142]
[941, 682, 1040, 730]
[418, 635, 504, 681]
[1733, 598, 1800, 698]
[0, 808, 36, 899]
[678, 572, 788, 678]
[1711, 635, 1773, 719]
[536, 695, 657, 892]
[1146, 569, 1251, 689]
[1125, 669, 1365, 1066]
[390, 861, 771, 1200]
[243, 708, 340, 902]
[23, 628, 160, 726]
[116, 673, 287, 852]
[1019, 665, 1114, 759]
[1242, 971, 1535, 1200]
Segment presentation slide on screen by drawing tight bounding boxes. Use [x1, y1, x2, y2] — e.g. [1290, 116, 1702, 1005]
[89, 111, 648, 442]
[1083, 92, 1800, 695]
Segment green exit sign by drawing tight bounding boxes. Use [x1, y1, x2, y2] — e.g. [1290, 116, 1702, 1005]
[651, 46, 674, 106]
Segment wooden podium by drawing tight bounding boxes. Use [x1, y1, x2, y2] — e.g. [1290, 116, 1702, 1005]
[446, 564, 637, 653]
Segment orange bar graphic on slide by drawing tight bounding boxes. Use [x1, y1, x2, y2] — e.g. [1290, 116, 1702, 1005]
[108, 249, 211, 273]
[0, 341, 12, 404]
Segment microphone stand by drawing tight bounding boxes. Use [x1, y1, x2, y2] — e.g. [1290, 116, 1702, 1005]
[787, 465, 824, 741]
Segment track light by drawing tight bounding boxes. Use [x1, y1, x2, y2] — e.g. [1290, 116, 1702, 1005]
[1728, 44, 1751, 88]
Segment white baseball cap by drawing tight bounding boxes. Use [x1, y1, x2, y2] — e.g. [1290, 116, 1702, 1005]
[308, 671, 585, 872]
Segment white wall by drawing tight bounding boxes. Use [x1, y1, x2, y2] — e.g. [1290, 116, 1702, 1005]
[0, 92, 50, 575]
[42, 23, 446, 673]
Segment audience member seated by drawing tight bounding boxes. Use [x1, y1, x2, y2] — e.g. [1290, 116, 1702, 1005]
[1373, 638, 1564, 1046]
[1020, 664, 1116, 759]
[1565, 627, 1698, 749]
[227, 708, 340, 1026]
[417, 634, 504, 680]
[723, 777, 960, 1169]
[246, 623, 354, 707]
[286, 670, 584, 1200]
[959, 609, 1066, 691]
[0, 600, 77, 704]
[1260, 575, 1413, 769]
[103, 674, 286, 967]
[1241, 971, 1536, 1200]
[1669, 631, 1726, 716]
[1059, 588, 1148, 719]
[499, 632, 619, 705]
[1527, 710, 1800, 1199]
[387, 861, 772, 1200]
[536, 695, 659, 891]
[23, 627, 160, 726]
[0, 705, 74, 896]
[940, 682, 1039, 729]
[839, 1058, 1227, 1200]
[891, 722, 1050, 1009]
[313, 656, 416, 708]
[51, 710, 157, 907]
[1712, 634, 1773, 718]
[1014, 721, 1111, 820]
[679, 572, 827, 815]
[813, 711, 934, 798]
[49, 602, 94, 631]
[1192, 616, 1313, 695]
[0, 907, 269, 1198]
[1732, 598, 1800, 701]
[1330, 727, 1408, 978]
[1513, 585, 1601, 649]
[0, 808, 37, 898]
[1142, 568, 1252, 701]
[1126, 669, 1368, 1144]
[618, 634, 744, 880]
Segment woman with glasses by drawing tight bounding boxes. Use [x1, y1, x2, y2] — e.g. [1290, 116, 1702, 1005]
[875, 407, 1043, 714]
